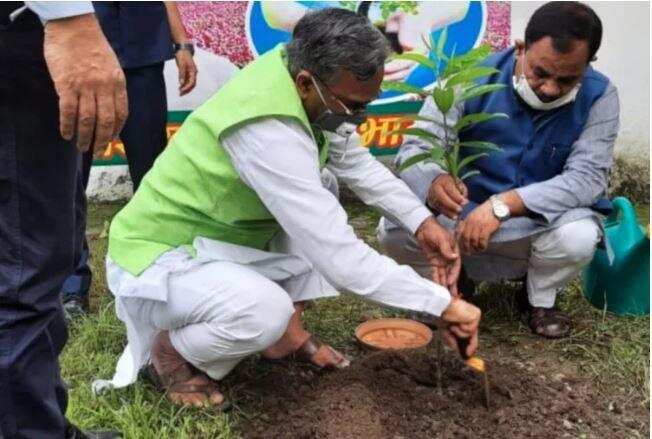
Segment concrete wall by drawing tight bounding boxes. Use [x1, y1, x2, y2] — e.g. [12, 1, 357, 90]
[512, 1, 650, 201]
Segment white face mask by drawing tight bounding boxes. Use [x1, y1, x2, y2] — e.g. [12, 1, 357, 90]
[513, 51, 581, 111]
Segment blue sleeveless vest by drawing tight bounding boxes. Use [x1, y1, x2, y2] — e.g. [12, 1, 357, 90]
[458, 47, 611, 213]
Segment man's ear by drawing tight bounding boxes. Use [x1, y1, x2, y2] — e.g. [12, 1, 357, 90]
[514, 39, 525, 56]
[295, 70, 313, 99]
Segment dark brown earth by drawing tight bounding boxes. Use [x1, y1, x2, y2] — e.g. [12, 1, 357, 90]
[232, 347, 649, 439]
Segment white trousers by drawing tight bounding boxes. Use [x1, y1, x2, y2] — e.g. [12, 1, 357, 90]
[129, 255, 299, 380]
[377, 215, 601, 308]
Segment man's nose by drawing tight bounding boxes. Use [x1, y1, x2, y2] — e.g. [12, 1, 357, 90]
[539, 79, 561, 99]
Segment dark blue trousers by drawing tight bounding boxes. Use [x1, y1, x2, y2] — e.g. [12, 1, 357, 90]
[122, 62, 168, 192]
[62, 62, 167, 300]
[0, 22, 81, 439]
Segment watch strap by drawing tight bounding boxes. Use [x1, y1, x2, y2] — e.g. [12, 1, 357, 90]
[173, 42, 195, 55]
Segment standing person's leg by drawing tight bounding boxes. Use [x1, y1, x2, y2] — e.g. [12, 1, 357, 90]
[0, 25, 77, 439]
[62, 148, 94, 318]
[120, 63, 168, 191]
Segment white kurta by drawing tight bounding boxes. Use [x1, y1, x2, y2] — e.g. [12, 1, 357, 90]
[93, 118, 451, 393]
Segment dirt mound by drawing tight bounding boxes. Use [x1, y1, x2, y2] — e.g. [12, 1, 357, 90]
[237, 349, 648, 438]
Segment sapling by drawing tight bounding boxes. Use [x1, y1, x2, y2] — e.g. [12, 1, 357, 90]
[383, 27, 508, 188]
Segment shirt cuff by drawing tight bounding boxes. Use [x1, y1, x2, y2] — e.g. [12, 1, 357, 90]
[25, 1, 94, 22]
[402, 205, 433, 235]
[422, 283, 452, 316]
[515, 185, 558, 223]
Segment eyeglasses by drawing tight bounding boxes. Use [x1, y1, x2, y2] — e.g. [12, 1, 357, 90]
[310, 74, 369, 115]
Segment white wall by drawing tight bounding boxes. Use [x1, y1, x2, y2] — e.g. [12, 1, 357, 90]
[511, 1, 651, 161]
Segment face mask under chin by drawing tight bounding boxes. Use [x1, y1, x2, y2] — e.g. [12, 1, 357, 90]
[513, 51, 582, 111]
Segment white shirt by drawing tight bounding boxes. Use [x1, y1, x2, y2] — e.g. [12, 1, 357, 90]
[221, 117, 451, 316]
[23, 2, 94, 22]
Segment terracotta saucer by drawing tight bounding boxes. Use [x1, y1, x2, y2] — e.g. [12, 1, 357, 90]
[355, 318, 433, 350]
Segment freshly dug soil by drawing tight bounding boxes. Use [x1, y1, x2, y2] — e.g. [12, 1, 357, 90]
[237, 348, 648, 438]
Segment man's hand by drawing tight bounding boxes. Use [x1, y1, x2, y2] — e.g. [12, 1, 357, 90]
[416, 216, 461, 295]
[164, 2, 197, 96]
[175, 49, 197, 96]
[440, 296, 481, 358]
[457, 201, 500, 254]
[44, 14, 128, 152]
[427, 174, 468, 219]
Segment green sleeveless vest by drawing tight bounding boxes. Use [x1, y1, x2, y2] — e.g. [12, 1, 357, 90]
[108, 45, 329, 275]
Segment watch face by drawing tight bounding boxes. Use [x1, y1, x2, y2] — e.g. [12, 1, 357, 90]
[495, 203, 510, 219]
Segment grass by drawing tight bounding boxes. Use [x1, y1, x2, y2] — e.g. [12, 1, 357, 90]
[61, 200, 650, 437]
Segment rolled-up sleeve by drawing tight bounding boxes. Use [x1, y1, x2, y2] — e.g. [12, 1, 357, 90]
[25, 1, 94, 21]
[221, 117, 452, 316]
[396, 96, 464, 203]
[516, 83, 620, 223]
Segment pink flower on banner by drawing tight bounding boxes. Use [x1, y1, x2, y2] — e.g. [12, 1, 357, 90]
[177, 2, 254, 66]
[482, 1, 511, 50]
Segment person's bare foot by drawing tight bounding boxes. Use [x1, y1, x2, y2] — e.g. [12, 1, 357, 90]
[262, 302, 348, 368]
[151, 331, 225, 408]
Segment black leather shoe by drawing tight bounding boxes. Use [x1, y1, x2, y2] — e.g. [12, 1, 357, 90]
[62, 295, 89, 321]
[66, 421, 122, 439]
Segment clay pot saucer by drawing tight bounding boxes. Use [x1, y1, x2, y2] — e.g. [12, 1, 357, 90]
[355, 318, 433, 350]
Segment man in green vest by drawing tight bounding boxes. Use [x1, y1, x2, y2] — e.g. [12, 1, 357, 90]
[95, 8, 481, 408]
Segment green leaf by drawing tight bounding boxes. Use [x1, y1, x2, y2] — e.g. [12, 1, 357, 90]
[459, 170, 480, 180]
[391, 52, 435, 70]
[457, 152, 488, 171]
[398, 153, 430, 172]
[453, 112, 508, 132]
[458, 140, 502, 152]
[456, 83, 506, 104]
[432, 86, 455, 114]
[388, 128, 441, 145]
[397, 115, 439, 125]
[446, 66, 500, 88]
[437, 160, 450, 172]
[443, 45, 492, 77]
[430, 147, 444, 161]
[453, 45, 492, 65]
[381, 81, 427, 96]
[436, 27, 448, 59]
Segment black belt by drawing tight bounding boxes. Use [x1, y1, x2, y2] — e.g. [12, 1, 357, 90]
[0, 2, 41, 31]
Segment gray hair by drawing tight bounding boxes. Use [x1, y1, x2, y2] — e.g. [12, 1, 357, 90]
[287, 8, 390, 84]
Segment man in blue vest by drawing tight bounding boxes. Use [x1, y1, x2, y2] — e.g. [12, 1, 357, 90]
[379, 1, 619, 339]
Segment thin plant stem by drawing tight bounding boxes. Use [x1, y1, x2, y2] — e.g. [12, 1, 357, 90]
[435, 333, 443, 394]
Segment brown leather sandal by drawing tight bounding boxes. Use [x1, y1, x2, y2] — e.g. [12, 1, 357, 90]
[145, 363, 231, 411]
[528, 307, 571, 339]
[148, 330, 230, 410]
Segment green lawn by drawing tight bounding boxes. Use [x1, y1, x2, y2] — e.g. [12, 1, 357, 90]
[61, 200, 650, 438]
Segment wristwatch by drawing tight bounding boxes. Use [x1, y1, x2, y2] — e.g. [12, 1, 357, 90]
[489, 195, 510, 222]
[173, 42, 195, 56]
